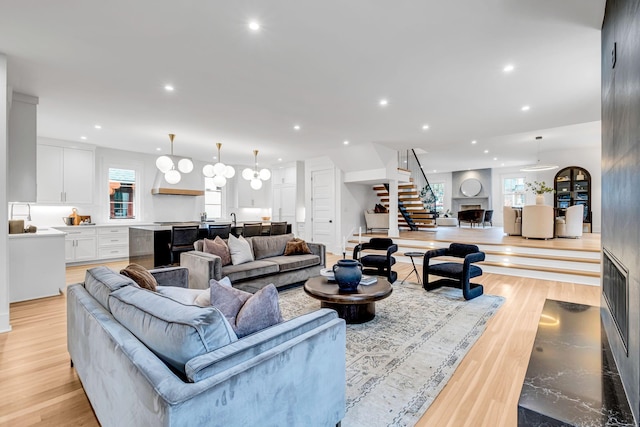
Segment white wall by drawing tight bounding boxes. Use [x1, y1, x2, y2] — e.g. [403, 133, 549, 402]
[0, 53, 10, 332]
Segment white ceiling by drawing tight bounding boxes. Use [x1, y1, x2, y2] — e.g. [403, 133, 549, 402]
[0, 0, 605, 172]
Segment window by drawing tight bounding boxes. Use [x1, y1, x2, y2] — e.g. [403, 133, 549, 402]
[109, 168, 136, 219]
[431, 182, 445, 212]
[503, 177, 526, 208]
[204, 177, 223, 219]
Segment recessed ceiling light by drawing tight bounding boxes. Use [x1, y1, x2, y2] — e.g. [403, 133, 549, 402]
[493, 157, 498, 161]
[484, 149, 489, 154]
[213, 156, 217, 160]
[80, 136, 87, 140]
[164, 85, 174, 92]
[293, 125, 301, 131]
[471, 140, 477, 144]
[501, 163, 505, 166]
[94, 124, 102, 129]
[343, 140, 349, 145]
[521, 105, 530, 111]
[503, 64, 515, 73]
[248, 21, 261, 31]
[156, 147, 162, 151]
[379, 99, 388, 107]
[422, 124, 429, 130]
[278, 158, 283, 162]
[433, 170, 437, 173]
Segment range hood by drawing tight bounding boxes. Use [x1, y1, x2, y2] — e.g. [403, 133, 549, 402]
[151, 168, 204, 196]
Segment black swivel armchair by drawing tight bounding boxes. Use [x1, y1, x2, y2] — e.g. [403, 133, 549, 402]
[352, 238, 398, 283]
[169, 225, 200, 265]
[422, 243, 485, 300]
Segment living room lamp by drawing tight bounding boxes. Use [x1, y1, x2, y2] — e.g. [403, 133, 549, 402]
[242, 149, 271, 190]
[155, 134, 194, 184]
[202, 142, 235, 187]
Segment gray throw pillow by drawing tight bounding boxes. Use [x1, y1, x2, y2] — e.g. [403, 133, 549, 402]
[195, 277, 231, 307]
[234, 284, 284, 338]
[227, 235, 254, 265]
[209, 279, 252, 321]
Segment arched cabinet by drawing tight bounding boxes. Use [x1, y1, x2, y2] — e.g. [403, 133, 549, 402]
[554, 166, 591, 231]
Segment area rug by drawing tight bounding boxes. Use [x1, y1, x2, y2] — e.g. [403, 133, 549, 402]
[278, 282, 504, 427]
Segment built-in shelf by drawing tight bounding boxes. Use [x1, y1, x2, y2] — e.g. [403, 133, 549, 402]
[151, 188, 204, 196]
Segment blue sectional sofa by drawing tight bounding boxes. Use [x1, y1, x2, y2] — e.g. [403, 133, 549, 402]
[67, 266, 346, 427]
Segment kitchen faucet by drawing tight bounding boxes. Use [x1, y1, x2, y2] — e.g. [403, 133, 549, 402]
[230, 212, 237, 227]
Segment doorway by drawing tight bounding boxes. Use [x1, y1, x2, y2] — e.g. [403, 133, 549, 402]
[311, 168, 335, 248]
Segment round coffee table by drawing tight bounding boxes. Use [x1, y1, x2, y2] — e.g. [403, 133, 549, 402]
[303, 276, 392, 324]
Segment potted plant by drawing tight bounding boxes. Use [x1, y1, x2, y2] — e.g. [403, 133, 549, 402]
[526, 180, 554, 205]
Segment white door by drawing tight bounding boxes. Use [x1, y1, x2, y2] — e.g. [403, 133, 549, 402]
[311, 169, 335, 248]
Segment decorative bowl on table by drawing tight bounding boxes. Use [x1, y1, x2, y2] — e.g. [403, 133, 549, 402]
[261, 216, 271, 221]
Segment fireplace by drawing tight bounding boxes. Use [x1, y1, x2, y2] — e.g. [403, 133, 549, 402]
[460, 204, 481, 211]
[603, 248, 629, 354]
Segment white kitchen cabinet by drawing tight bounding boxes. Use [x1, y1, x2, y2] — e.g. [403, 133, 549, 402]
[37, 144, 94, 204]
[272, 162, 304, 235]
[56, 227, 97, 263]
[97, 226, 129, 260]
[237, 175, 269, 208]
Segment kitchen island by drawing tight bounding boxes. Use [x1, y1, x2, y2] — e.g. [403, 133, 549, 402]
[8, 228, 66, 302]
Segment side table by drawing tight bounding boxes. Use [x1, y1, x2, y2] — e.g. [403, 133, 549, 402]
[402, 251, 425, 284]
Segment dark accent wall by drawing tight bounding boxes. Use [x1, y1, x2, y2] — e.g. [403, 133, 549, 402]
[601, 0, 640, 422]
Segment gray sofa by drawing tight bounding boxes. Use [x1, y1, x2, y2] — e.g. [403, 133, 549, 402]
[181, 233, 325, 293]
[67, 265, 346, 427]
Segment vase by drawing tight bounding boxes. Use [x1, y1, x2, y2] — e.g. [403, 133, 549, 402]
[536, 194, 544, 205]
[332, 259, 363, 292]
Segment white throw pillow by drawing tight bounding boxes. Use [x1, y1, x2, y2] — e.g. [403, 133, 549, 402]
[227, 235, 254, 265]
[194, 276, 232, 307]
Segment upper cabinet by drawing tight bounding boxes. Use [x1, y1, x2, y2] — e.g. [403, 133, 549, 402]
[554, 166, 591, 227]
[7, 92, 38, 202]
[271, 162, 304, 233]
[237, 173, 270, 208]
[37, 143, 94, 204]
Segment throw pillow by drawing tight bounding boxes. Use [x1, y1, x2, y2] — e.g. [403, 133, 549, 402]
[203, 236, 232, 266]
[209, 279, 252, 321]
[235, 284, 284, 338]
[194, 276, 232, 307]
[374, 203, 388, 213]
[284, 238, 312, 256]
[227, 235, 254, 265]
[120, 263, 157, 291]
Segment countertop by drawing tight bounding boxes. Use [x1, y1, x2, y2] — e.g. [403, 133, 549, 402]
[518, 299, 634, 426]
[8, 228, 66, 239]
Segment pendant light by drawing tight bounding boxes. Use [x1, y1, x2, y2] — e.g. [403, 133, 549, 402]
[241, 150, 271, 190]
[155, 134, 194, 184]
[520, 136, 559, 172]
[202, 143, 235, 187]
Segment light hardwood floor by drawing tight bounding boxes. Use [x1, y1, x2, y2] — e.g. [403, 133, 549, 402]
[0, 253, 600, 426]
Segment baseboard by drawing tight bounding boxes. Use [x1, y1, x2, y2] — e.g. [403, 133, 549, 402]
[0, 312, 12, 333]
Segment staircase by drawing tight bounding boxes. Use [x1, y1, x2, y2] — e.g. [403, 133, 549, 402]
[373, 179, 437, 230]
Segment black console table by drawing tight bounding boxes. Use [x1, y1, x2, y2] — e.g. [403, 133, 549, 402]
[518, 299, 633, 426]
